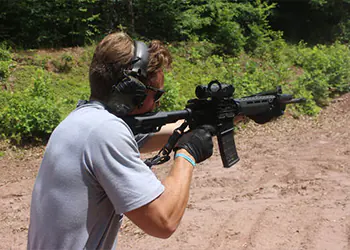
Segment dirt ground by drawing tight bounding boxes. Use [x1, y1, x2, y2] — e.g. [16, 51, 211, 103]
[1, 93, 349, 250]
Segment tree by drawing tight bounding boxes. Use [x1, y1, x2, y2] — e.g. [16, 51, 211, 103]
[269, 0, 350, 44]
[0, 0, 116, 48]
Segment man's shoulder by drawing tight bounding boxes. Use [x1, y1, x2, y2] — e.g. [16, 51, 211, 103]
[73, 105, 134, 139]
[71, 104, 128, 127]
[53, 104, 133, 141]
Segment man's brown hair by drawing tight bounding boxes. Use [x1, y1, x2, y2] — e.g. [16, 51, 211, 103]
[89, 32, 172, 102]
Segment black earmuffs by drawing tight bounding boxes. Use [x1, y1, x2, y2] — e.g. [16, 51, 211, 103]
[111, 41, 149, 108]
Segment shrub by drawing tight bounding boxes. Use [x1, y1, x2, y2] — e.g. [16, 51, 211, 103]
[165, 41, 350, 116]
[160, 73, 186, 111]
[0, 69, 61, 143]
[52, 53, 74, 73]
[288, 79, 321, 116]
[0, 43, 13, 81]
[293, 43, 350, 104]
[174, 0, 276, 56]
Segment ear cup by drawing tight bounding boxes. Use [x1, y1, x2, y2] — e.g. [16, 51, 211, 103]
[108, 40, 149, 111]
[112, 76, 147, 107]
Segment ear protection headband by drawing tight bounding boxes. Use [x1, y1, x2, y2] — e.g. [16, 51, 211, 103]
[111, 41, 149, 108]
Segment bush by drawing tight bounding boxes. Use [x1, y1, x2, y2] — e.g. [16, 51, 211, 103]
[176, 0, 276, 56]
[1, 39, 349, 146]
[159, 73, 186, 111]
[0, 43, 14, 81]
[165, 39, 350, 117]
[293, 43, 350, 105]
[288, 79, 322, 116]
[52, 53, 74, 73]
[0, 69, 61, 143]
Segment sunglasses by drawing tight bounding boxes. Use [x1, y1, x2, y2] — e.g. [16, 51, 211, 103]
[146, 85, 165, 102]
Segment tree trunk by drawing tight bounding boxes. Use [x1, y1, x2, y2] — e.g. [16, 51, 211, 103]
[127, 0, 135, 34]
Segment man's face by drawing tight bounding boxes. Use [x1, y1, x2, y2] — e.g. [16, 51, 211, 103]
[130, 69, 165, 115]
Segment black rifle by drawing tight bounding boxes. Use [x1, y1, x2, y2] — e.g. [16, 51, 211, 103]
[123, 80, 305, 168]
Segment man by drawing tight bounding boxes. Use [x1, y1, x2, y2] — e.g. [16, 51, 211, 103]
[27, 32, 215, 249]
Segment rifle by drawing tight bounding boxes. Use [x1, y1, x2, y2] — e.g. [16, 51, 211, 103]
[122, 80, 305, 168]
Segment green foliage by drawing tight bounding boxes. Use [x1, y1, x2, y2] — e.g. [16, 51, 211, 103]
[159, 73, 186, 111]
[255, 40, 350, 114]
[293, 43, 350, 104]
[1, 37, 350, 143]
[0, 43, 14, 81]
[287, 81, 322, 116]
[176, 0, 276, 55]
[0, 0, 116, 48]
[1, 0, 350, 50]
[270, 0, 350, 44]
[0, 43, 11, 61]
[52, 53, 74, 73]
[133, 0, 183, 40]
[165, 39, 350, 116]
[1, 0, 277, 55]
[0, 69, 61, 143]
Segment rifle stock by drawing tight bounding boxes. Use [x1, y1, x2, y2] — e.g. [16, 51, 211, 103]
[123, 109, 191, 135]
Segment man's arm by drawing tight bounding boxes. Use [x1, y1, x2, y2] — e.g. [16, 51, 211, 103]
[139, 115, 245, 153]
[139, 120, 184, 153]
[125, 149, 194, 238]
[125, 126, 215, 238]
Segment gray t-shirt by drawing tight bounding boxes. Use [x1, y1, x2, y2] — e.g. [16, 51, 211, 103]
[27, 102, 165, 250]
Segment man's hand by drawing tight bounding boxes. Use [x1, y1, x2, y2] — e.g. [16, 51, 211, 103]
[174, 125, 215, 163]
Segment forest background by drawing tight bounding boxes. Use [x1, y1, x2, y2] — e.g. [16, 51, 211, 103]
[0, 0, 350, 144]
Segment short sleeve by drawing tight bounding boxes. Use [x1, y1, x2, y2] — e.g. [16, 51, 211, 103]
[84, 118, 164, 214]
